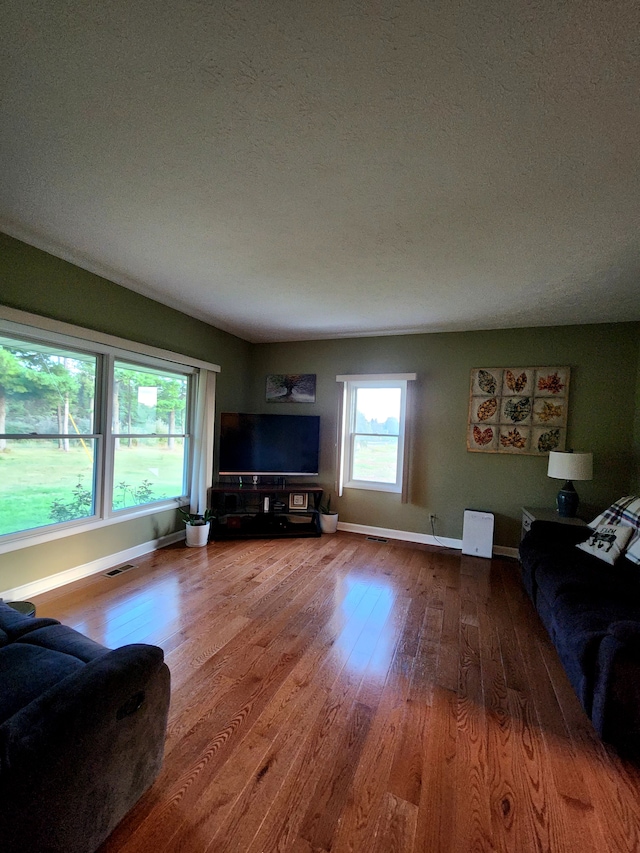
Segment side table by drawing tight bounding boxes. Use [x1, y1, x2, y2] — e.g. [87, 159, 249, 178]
[521, 506, 588, 541]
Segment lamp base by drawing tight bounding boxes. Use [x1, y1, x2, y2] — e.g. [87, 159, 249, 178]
[557, 480, 579, 518]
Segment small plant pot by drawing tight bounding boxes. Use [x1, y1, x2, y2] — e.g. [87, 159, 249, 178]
[185, 521, 211, 547]
[320, 513, 339, 534]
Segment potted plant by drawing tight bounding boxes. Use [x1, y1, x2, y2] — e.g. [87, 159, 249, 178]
[179, 508, 212, 547]
[319, 495, 339, 534]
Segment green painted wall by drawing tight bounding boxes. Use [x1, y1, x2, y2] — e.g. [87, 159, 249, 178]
[0, 233, 251, 413]
[248, 324, 640, 547]
[1, 510, 179, 592]
[635, 330, 640, 492]
[0, 234, 252, 592]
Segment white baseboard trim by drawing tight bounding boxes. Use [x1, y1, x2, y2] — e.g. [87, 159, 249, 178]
[337, 521, 462, 550]
[493, 545, 520, 560]
[0, 530, 185, 601]
[336, 522, 520, 560]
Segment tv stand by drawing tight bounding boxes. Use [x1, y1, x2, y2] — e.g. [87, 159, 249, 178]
[209, 482, 323, 540]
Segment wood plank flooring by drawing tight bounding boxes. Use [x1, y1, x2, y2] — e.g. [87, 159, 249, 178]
[31, 533, 640, 853]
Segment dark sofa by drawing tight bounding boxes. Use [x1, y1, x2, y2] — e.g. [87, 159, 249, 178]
[0, 600, 170, 853]
[519, 520, 640, 757]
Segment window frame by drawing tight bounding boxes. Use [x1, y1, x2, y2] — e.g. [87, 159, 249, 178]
[0, 310, 219, 553]
[337, 373, 416, 495]
[107, 355, 194, 516]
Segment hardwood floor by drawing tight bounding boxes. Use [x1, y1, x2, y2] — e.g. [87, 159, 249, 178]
[32, 533, 640, 852]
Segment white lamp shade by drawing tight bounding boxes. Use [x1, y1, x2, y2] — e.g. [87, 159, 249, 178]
[547, 451, 593, 481]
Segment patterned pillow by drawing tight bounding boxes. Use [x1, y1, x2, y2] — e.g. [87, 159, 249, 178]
[589, 496, 640, 565]
[577, 525, 633, 565]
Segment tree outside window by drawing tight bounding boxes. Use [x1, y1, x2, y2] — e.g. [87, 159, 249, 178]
[0, 333, 193, 539]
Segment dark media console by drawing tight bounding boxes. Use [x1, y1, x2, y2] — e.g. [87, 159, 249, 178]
[209, 482, 323, 540]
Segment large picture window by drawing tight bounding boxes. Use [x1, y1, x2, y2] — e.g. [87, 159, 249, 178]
[0, 335, 99, 536]
[0, 316, 214, 545]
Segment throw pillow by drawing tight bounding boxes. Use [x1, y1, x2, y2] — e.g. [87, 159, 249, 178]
[577, 524, 633, 565]
[589, 496, 640, 566]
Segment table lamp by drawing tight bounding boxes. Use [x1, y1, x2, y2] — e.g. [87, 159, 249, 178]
[547, 450, 593, 518]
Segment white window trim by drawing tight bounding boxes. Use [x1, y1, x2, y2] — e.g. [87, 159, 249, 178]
[0, 309, 218, 553]
[336, 373, 416, 496]
[0, 502, 179, 555]
[0, 306, 221, 373]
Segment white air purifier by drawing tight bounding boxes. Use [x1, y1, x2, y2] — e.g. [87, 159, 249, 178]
[462, 509, 494, 559]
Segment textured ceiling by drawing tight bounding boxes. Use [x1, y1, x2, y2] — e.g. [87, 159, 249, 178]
[1, 1, 639, 342]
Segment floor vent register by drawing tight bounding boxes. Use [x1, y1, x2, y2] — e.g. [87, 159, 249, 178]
[104, 563, 137, 578]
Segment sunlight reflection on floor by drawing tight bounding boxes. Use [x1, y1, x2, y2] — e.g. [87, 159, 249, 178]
[333, 576, 396, 674]
[74, 577, 180, 647]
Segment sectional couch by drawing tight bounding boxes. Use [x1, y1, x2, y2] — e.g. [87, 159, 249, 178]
[519, 518, 640, 757]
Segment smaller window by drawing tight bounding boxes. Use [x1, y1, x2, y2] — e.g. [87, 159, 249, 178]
[338, 375, 414, 494]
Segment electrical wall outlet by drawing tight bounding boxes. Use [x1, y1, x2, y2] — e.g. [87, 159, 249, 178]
[430, 513, 437, 523]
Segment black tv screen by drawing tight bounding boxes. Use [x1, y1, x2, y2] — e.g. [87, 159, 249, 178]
[218, 413, 320, 476]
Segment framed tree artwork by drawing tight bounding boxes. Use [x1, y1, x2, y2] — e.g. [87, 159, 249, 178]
[266, 374, 316, 403]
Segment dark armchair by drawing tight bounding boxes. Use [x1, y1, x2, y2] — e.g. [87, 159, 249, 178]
[0, 600, 170, 853]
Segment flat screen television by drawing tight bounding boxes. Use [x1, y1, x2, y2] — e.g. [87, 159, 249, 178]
[218, 413, 320, 476]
